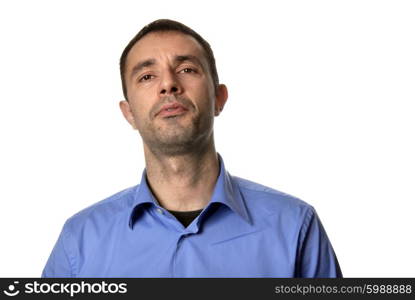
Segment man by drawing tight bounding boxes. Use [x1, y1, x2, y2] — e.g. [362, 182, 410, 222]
[42, 19, 342, 278]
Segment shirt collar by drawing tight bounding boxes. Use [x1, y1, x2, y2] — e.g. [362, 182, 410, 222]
[128, 153, 252, 229]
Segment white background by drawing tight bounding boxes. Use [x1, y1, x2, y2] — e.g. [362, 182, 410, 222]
[0, 0, 414, 277]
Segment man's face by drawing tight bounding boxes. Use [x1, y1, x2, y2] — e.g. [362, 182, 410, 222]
[119, 31, 227, 156]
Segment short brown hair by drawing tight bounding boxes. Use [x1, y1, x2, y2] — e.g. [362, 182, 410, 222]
[119, 19, 219, 101]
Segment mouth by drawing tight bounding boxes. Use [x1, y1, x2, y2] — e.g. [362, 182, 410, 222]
[157, 103, 189, 118]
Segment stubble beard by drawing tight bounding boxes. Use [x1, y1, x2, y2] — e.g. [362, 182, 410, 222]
[140, 109, 214, 157]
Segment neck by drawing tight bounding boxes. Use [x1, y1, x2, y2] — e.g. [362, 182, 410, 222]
[143, 139, 220, 212]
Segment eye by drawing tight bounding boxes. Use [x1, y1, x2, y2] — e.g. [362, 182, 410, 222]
[180, 68, 196, 74]
[139, 74, 154, 82]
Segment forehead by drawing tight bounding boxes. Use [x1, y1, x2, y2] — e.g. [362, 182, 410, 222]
[125, 31, 207, 72]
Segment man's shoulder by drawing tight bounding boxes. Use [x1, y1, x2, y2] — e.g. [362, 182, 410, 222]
[232, 175, 314, 217]
[64, 184, 138, 229]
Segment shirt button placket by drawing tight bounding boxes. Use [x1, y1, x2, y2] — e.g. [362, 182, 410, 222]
[172, 235, 186, 278]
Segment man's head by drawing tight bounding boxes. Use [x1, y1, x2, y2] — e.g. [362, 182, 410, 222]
[120, 19, 220, 101]
[119, 19, 227, 157]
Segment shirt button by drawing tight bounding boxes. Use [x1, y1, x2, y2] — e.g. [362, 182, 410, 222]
[156, 208, 163, 214]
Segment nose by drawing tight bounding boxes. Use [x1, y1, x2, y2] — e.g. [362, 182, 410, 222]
[159, 70, 182, 96]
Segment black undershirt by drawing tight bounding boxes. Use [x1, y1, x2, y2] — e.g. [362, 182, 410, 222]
[167, 208, 203, 228]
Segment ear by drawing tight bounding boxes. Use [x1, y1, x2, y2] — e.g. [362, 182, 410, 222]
[119, 100, 137, 130]
[214, 84, 228, 116]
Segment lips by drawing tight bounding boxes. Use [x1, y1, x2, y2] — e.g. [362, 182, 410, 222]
[157, 102, 189, 118]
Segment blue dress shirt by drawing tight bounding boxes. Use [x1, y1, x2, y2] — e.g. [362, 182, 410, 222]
[42, 153, 342, 278]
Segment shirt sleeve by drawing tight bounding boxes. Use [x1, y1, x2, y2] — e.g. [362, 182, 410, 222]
[41, 221, 75, 278]
[295, 206, 343, 278]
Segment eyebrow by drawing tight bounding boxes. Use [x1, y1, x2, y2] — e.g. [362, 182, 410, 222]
[129, 58, 156, 80]
[175, 55, 204, 69]
[129, 55, 205, 80]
